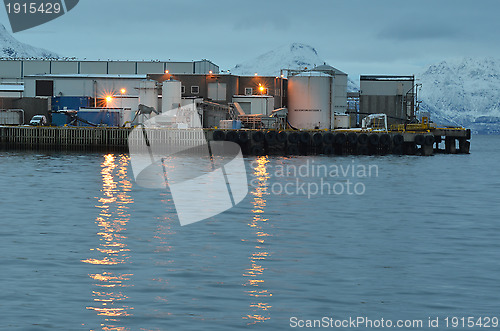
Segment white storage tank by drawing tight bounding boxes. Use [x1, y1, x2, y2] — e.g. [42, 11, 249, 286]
[287, 71, 334, 130]
[162, 79, 182, 113]
[138, 80, 158, 111]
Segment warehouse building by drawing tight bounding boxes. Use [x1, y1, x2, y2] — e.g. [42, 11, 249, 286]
[21, 72, 287, 112]
[150, 73, 287, 110]
[359, 75, 416, 126]
[0, 59, 219, 84]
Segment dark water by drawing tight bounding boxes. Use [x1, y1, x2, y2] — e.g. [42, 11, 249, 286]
[1, 135, 499, 330]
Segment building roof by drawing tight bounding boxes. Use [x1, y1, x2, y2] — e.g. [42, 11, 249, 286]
[288, 64, 347, 77]
[313, 64, 347, 76]
[0, 84, 24, 92]
[360, 75, 414, 81]
[24, 74, 148, 79]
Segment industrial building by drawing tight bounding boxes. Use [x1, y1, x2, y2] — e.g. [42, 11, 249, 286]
[17, 70, 288, 127]
[1, 58, 423, 131]
[0, 59, 219, 84]
[358, 75, 416, 126]
[0, 58, 216, 126]
[150, 73, 287, 109]
[1, 58, 472, 158]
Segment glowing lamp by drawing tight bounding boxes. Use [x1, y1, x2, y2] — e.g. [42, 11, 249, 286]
[120, 88, 126, 94]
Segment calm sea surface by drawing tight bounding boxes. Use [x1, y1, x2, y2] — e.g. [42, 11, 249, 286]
[1, 135, 500, 330]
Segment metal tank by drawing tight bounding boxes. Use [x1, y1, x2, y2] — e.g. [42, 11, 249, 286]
[287, 71, 334, 130]
[162, 79, 182, 113]
[138, 80, 159, 112]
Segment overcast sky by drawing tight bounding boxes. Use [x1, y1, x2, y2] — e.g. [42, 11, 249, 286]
[1, 0, 499, 79]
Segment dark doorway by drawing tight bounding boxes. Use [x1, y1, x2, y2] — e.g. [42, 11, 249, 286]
[35, 80, 54, 97]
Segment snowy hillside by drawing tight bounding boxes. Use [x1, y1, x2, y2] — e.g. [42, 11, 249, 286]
[418, 58, 500, 134]
[231, 43, 323, 76]
[231, 43, 359, 91]
[0, 24, 59, 59]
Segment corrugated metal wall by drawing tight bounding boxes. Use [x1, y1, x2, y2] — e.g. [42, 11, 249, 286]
[0, 59, 219, 80]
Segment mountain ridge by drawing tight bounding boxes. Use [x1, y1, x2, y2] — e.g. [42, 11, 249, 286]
[231, 42, 360, 92]
[418, 57, 500, 134]
[0, 23, 59, 59]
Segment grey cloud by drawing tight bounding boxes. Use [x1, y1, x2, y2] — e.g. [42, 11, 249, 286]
[378, 23, 464, 41]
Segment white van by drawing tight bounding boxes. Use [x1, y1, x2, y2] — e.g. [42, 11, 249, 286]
[29, 115, 47, 126]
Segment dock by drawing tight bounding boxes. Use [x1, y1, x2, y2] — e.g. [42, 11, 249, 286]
[0, 126, 470, 156]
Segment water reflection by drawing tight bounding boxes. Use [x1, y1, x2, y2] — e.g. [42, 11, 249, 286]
[82, 154, 134, 330]
[243, 156, 273, 324]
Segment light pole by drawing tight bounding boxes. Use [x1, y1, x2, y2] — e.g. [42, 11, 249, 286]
[120, 88, 126, 109]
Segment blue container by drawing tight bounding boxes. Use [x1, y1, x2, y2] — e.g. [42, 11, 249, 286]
[232, 120, 242, 129]
[77, 110, 120, 127]
[52, 97, 92, 111]
[50, 112, 71, 126]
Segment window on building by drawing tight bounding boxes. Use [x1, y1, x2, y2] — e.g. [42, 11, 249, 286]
[245, 87, 253, 95]
[191, 86, 200, 94]
[181, 85, 185, 94]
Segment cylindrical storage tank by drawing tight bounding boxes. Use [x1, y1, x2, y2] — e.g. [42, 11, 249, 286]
[288, 72, 334, 130]
[138, 80, 158, 111]
[162, 79, 182, 113]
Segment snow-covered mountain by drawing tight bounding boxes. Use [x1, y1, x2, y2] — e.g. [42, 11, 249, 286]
[232, 43, 323, 76]
[231, 43, 359, 91]
[0, 23, 59, 59]
[418, 58, 500, 134]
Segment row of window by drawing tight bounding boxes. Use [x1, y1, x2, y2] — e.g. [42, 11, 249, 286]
[181, 86, 199, 94]
[180, 86, 272, 96]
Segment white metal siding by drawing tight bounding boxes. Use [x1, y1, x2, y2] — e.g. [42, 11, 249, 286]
[51, 61, 78, 74]
[24, 77, 144, 98]
[108, 62, 136, 75]
[80, 62, 108, 74]
[0, 61, 22, 79]
[23, 61, 51, 76]
[361, 80, 413, 96]
[167, 62, 193, 74]
[137, 62, 164, 74]
[334, 74, 348, 114]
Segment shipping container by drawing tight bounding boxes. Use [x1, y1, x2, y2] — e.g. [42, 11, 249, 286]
[52, 96, 93, 111]
[50, 112, 73, 126]
[77, 108, 121, 127]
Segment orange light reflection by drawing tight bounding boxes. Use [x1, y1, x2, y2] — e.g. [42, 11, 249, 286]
[82, 154, 134, 328]
[243, 156, 273, 325]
